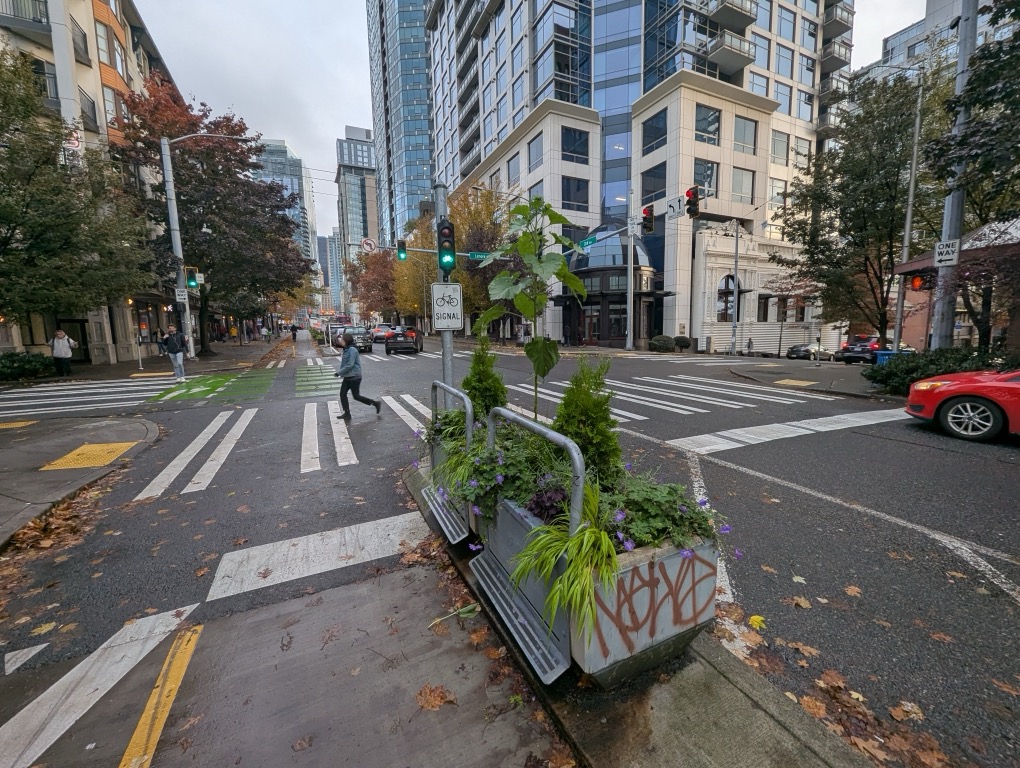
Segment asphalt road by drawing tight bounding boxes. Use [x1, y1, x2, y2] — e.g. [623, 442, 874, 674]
[1, 339, 1017, 767]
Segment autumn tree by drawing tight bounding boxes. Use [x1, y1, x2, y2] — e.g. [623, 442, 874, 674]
[395, 215, 439, 324]
[345, 249, 396, 320]
[120, 74, 309, 353]
[0, 48, 150, 320]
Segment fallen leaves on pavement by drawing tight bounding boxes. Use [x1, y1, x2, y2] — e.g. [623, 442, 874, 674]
[799, 695, 827, 718]
[414, 683, 457, 711]
[889, 701, 925, 722]
[194, 567, 209, 577]
[748, 614, 766, 630]
[991, 678, 1020, 696]
[844, 585, 862, 597]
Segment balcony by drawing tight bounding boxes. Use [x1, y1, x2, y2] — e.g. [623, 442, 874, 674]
[820, 39, 852, 73]
[703, 0, 757, 32]
[816, 110, 841, 136]
[0, 0, 51, 47]
[702, 30, 756, 75]
[823, 2, 854, 38]
[78, 87, 99, 132]
[460, 141, 481, 175]
[71, 16, 90, 65]
[459, 114, 480, 143]
[818, 73, 849, 101]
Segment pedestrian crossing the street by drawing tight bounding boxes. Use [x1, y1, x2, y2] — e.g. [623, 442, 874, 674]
[0, 377, 174, 418]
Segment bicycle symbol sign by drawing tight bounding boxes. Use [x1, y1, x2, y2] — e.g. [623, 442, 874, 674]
[431, 283, 464, 331]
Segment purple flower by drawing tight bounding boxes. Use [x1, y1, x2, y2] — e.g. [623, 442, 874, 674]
[624, 539, 635, 552]
[616, 530, 624, 541]
[471, 505, 481, 516]
[469, 478, 479, 488]
[474, 457, 481, 465]
[733, 547, 744, 560]
[679, 505, 688, 513]
[697, 498, 709, 508]
[468, 542, 483, 551]
[412, 459, 420, 469]
[719, 524, 732, 534]
[625, 462, 633, 471]
[614, 509, 626, 523]
[473, 421, 482, 429]
[497, 457, 504, 466]
[680, 548, 694, 559]
[414, 429, 424, 438]
[495, 474, 504, 485]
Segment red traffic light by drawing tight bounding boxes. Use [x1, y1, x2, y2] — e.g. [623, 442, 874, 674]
[439, 223, 453, 240]
[685, 186, 699, 200]
[641, 205, 654, 234]
[685, 186, 700, 218]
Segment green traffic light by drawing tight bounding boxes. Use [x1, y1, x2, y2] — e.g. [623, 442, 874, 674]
[185, 268, 198, 288]
[397, 240, 407, 261]
[437, 219, 455, 275]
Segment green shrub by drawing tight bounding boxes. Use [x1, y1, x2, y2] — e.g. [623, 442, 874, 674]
[648, 334, 675, 353]
[552, 357, 622, 488]
[461, 335, 507, 415]
[861, 347, 1020, 395]
[674, 336, 692, 351]
[0, 352, 54, 381]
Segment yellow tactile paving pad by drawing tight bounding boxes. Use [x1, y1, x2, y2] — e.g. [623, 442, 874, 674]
[773, 379, 817, 387]
[40, 442, 139, 470]
[130, 372, 175, 378]
[0, 420, 38, 429]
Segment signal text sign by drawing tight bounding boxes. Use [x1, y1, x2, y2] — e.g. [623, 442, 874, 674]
[431, 283, 464, 331]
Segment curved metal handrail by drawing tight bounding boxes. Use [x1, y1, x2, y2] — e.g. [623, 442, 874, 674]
[430, 380, 475, 448]
[486, 407, 585, 534]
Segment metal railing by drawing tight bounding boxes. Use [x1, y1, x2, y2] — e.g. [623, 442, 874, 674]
[0, 0, 48, 23]
[71, 16, 89, 59]
[78, 87, 97, 124]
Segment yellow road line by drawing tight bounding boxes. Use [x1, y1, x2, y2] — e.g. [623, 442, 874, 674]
[0, 420, 38, 429]
[118, 624, 203, 768]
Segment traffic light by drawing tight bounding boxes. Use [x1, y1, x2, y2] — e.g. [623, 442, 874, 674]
[396, 240, 408, 261]
[685, 186, 700, 219]
[909, 270, 937, 291]
[185, 267, 198, 288]
[437, 218, 456, 277]
[641, 205, 654, 234]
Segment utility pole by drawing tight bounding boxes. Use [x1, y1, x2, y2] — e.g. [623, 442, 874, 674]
[160, 137, 196, 359]
[625, 187, 635, 350]
[930, 0, 978, 349]
[434, 183, 454, 407]
[892, 76, 925, 352]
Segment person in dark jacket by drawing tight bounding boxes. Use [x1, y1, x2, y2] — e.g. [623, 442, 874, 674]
[333, 332, 381, 420]
[162, 325, 188, 382]
[291, 324, 298, 342]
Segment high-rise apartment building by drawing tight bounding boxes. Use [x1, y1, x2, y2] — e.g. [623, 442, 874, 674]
[425, 0, 853, 350]
[335, 126, 379, 320]
[254, 139, 318, 263]
[367, 0, 434, 244]
[1, 0, 178, 364]
[326, 228, 346, 315]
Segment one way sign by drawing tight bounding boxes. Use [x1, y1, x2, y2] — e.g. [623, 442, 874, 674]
[934, 239, 960, 266]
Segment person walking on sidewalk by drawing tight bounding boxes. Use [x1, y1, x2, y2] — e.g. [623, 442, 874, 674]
[333, 332, 381, 420]
[163, 325, 188, 383]
[290, 323, 298, 342]
[48, 329, 77, 377]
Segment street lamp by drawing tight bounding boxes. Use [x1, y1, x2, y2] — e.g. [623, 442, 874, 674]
[159, 133, 248, 359]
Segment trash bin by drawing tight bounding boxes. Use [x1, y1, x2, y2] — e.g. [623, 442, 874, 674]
[873, 350, 897, 365]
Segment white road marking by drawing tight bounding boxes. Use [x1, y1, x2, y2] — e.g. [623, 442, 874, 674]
[506, 403, 553, 424]
[0, 400, 165, 418]
[364, 354, 386, 362]
[635, 376, 803, 405]
[266, 361, 277, 368]
[506, 383, 642, 422]
[133, 412, 232, 500]
[327, 401, 358, 466]
[314, 358, 324, 366]
[420, 352, 441, 358]
[0, 606, 197, 768]
[668, 409, 909, 453]
[306, 358, 314, 365]
[669, 374, 840, 401]
[381, 395, 426, 437]
[400, 394, 432, 419]
[4, 643, 48, 675]
[183, 408, 258, 493]
[205, 513, 430, 601]
[301, 403, 320, 473]
[276, 359, 285, 369]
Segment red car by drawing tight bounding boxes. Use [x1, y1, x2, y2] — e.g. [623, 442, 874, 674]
[906, 370, 1020, 442]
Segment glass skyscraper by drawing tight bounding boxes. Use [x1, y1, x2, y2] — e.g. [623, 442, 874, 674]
[253, 140, 317, 263]
[335, 127, 379, 319]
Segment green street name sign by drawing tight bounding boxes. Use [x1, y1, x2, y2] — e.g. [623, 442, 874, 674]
[578, 235, 597, 250]
[468, 251, 490, 261]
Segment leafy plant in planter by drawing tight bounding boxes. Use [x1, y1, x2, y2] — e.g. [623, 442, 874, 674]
[551, 357, 622, 489]
[476, 197, 586, 418]
[461, 323, 507, 416]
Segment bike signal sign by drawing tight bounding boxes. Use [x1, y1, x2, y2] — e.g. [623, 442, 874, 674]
[431, 282, 464, 330]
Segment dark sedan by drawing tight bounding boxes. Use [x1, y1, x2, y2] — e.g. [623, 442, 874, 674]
[338, 326, 373, 353]
[384, 326, 423, 355]
[786, 343, 835, 361]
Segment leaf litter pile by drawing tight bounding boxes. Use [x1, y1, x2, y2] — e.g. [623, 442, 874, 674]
[400, 532, 577, 768]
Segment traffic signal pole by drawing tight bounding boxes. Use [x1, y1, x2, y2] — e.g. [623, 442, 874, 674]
[892, 78, 925, 352]
[160, 137, 196, 359]
[434, 183, 454, 408]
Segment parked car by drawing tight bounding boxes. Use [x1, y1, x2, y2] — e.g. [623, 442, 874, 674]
[371, 323, 393, 342]
[842, 337, 916, 365]
[384, 325, 423, 355]
[338, 326, 372, 353]
[906, 370, 1020, 442]
[786, 342, 835, 361]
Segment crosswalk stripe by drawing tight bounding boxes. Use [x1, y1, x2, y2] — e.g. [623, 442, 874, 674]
[506, 403, 553, 424]
[266, 361, 276, 369]
[635, 376, 801, 405]
[0, 379, 170, 393]
[306, 358, 313, 365]
[0, 385, 168, 404]
[400, 394, 432, 419]
[276, 359, 286, 369]
[315, 358, 324, 366]
[365, 354, 386, 362]
[381, 395, 426, 437]
[669, 374, 840, 401]
[327, 401, 358, 466]
[547, 380, 706, 416]
[0, 400, 164, 418]
[420, 352, 441, 358]
[134, 412, 232, 500]
[301, 403, 320, 473]
[505, 384, 635, 423]
[182, 409, 258, 493]
[608, 378, 755, 409]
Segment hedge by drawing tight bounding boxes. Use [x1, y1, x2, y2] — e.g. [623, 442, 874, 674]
[0, 352, 54, 381]
[860, 347, 1020, 395]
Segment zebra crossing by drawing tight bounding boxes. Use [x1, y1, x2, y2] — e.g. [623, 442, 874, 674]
[0, 377, 173, 418]
[625, 354, 782, 367]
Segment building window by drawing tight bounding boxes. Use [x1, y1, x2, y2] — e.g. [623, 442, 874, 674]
[96, 22, 110, 65]
[529, 180, 544, 200]
[512, 74, 524, 107]
[777, 6, 795, 41]
[695, 104, 721, 145]
[512, 41, 523, 74]
[794, 136, 812, 168]
[795, 302, 806, 322]
[734, 116, 757, 154]
[562, 176, 589, 211]
[608, 303, 627, 338]
[582, 276, 600, 293]
[497, 95, 507, 124]
[798, 55, 815, 86]
[511, 7, 522, 39]
[757, 295, 772, 322]
[562, 126, 589, 164]
[528, 132, 543, 170]
[752, 33, 770, 68]
[732, 168, 754, 204]
[607, 275, 627, 291]
[801, 0, 817, 15]
[483, 84, 493, 110]
[797, 90, 813, 121]
[642, 108, 667, 154]
[717, 275, 742, 322]
[776, 44, 793, 78]
[495, 31, 506, 60]
[483, 114, 493, 139]
[801, 19, 817, 51]
[641, 162, 667, 205]
[507, 153, 521, 186]
[748, 71, 768, 96]
[496, 64, 507, 92]
[490, 169, 502, 190]
[768, 177, 787, 210]
[104, 0, 120, 17]
[770, 129, 789, 165]
[756, 0, 771, 30]
[774, 82, 792, 114]
[513, 107, 526, 126]
[102, 85, 126, 127]
[483, 55, 492, 82]
[113, 36, 125, 77]
[694, 158, 718, 198]
[605, 131, 630, 160]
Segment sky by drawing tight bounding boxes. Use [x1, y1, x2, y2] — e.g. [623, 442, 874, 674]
[135, 0, 927, 238]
